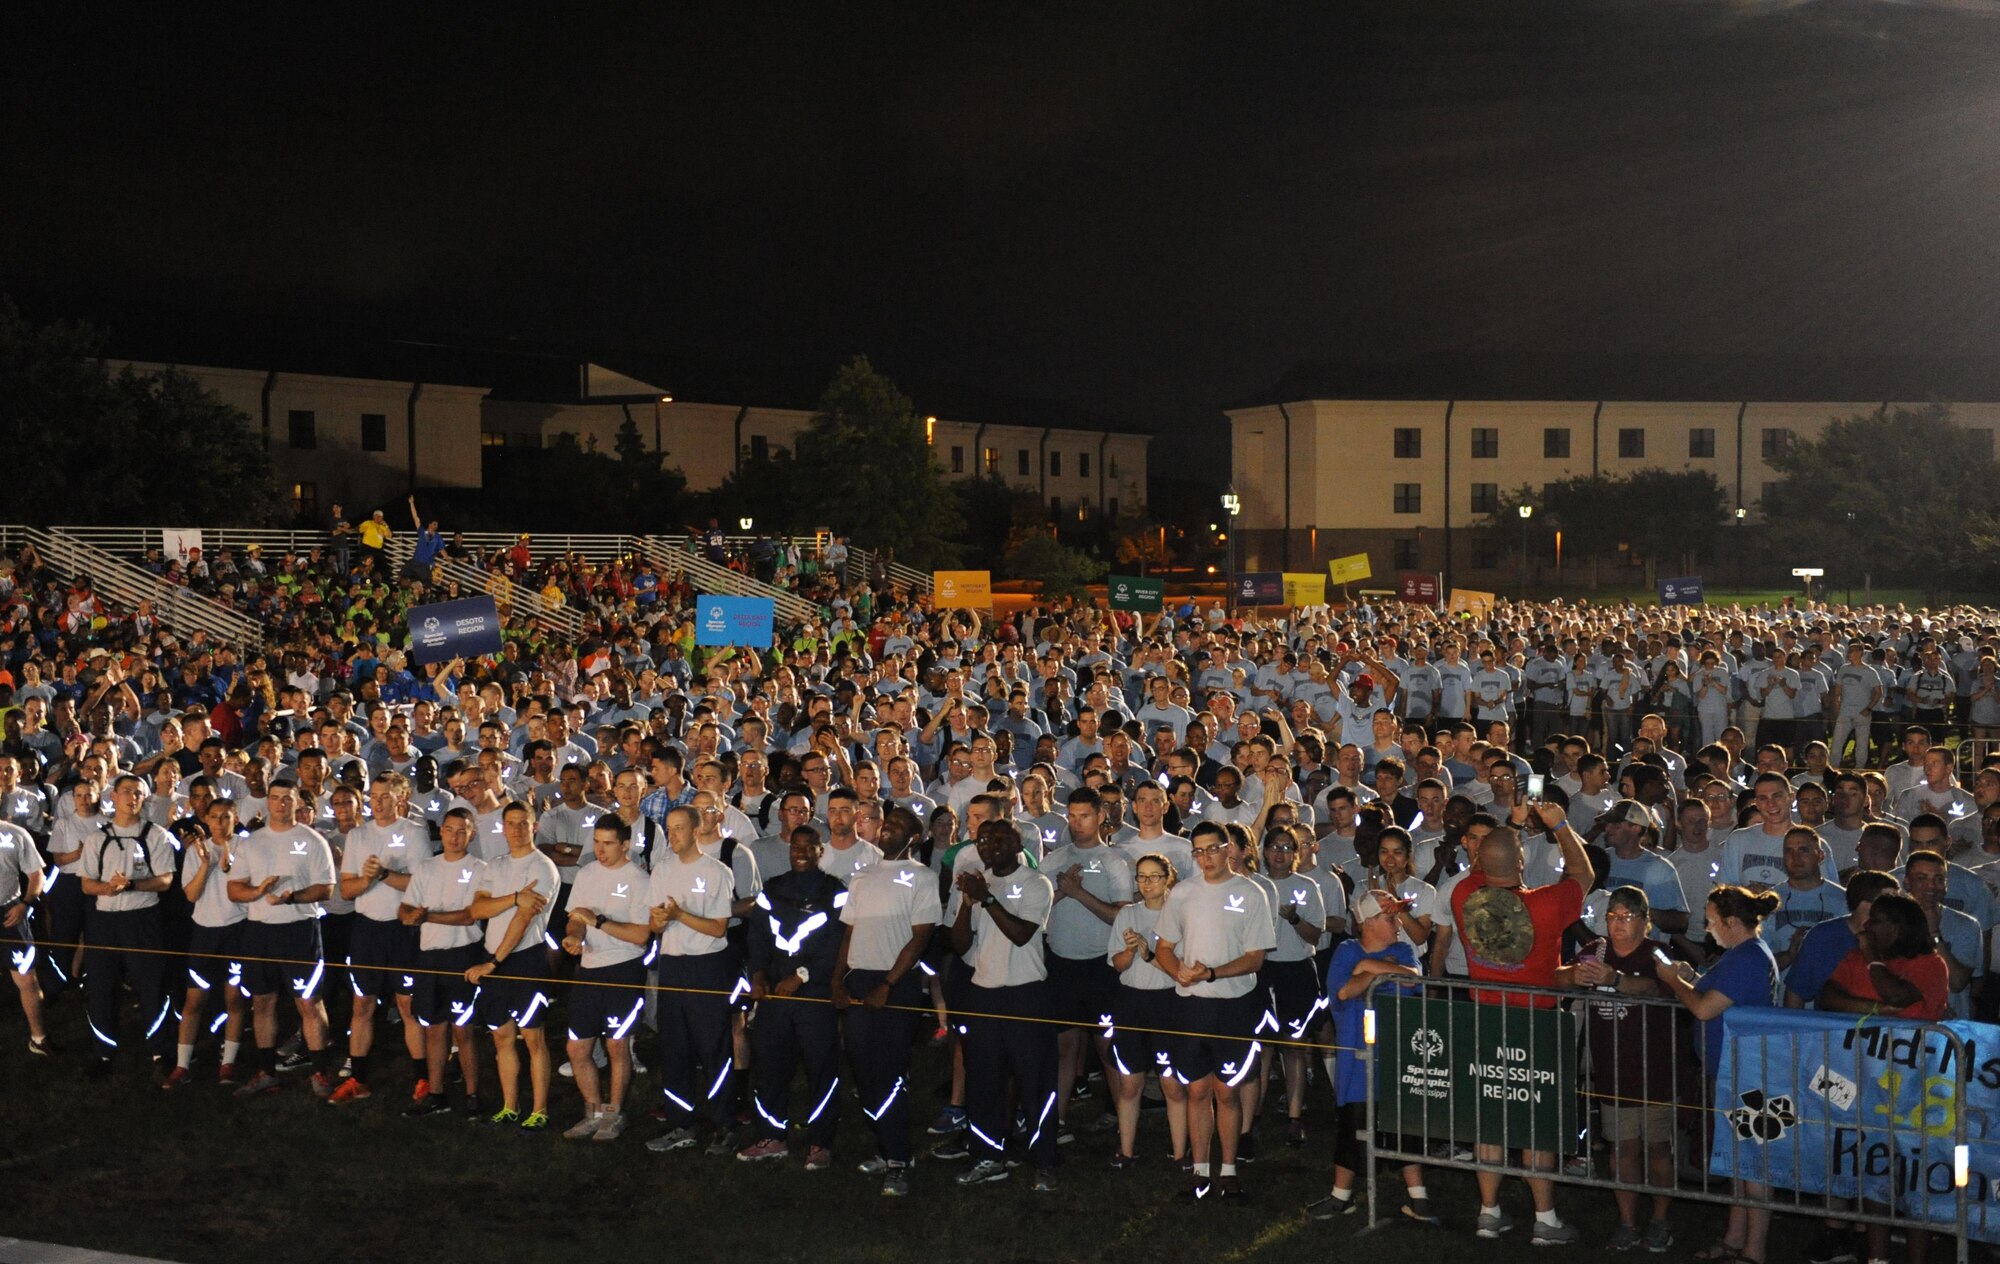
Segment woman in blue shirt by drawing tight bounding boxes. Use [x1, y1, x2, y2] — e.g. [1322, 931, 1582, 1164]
[1655, 885, 1781, 1264]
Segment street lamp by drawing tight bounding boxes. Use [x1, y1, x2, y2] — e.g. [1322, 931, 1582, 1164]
[1733, 506, 1746, 592]
[1221, 487, 1242, 603]
[1517, 503, 1534, 592]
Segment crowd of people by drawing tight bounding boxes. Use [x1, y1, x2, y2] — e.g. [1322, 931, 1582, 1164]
[1, 529, 1993, 1253]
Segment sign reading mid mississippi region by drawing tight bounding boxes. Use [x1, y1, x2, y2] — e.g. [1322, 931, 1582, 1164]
[1376, 994, 1579, 1155]
[406, 595, 504, 666]
[695, 595, 775, 647]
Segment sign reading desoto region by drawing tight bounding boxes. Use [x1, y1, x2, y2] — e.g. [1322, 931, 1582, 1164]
[406, 595, 504, 665]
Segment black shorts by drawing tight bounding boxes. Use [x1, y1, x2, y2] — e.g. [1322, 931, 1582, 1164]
[473, 956, 553, 1031]
[185, 922, 245, 994]
[1, 913, 34, 976]
[241, 921, 326, 999]
[566, 959, 649, 1042]
[413, 943, 486, 1027]
[347, 916, 419, 999]
[1263, 957, 1325, 1041]
[1169, 991, 1263, 1085]
[1045, 951, 1119, 1027]
[1110, 984, 1177, 1079]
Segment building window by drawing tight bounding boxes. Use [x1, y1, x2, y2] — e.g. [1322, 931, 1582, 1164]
[1049, 451, 1062, 477]
[749, 434, 769, 462]
[984, 447, 998, 476]
[1544, 428, 1570, 458]
[1108, 455, 1120, 478]
[1049, 496, 1062, 515]
[1689, 428, 1715, 458]
[1393, 483, 1421, 514]
[287, 410, 316, 450]
[1393, 428, 1422, 458]
[360, 412, 387, 452]
[1470, 428, 1499, 458]
[1761, 427, 1792, 461]
[1078, 496, 1091, 517]
[480, 431, 505, 447]
[1107, 497, 1119, 519]
[1079, 452, 1090, 478]
[1618, 428, 1645, 459]
[291, 481, 317, 520]
[1017, 449, 1030, 476]
[950, 445, 964, 474]
[1470, 483, 1499, 514]
[1393, 538, 1419, 570]
[1473, 539, 1499, 569]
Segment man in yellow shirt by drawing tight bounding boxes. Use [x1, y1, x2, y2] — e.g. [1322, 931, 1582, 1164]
[357, 511, 394, 570]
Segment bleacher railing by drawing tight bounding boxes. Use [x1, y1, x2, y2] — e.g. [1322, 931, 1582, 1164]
[13, 527, 268, 649]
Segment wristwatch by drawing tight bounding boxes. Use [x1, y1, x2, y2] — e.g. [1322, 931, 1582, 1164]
[593, 912, 607, 929]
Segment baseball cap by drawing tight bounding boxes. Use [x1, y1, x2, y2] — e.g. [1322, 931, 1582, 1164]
[1601, 798, 1659, 834]
[1353, 889, 1397, 921]
[1353, 673, 1375, 691]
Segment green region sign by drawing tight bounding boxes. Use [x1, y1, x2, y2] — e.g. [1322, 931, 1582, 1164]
[1374, 994, 1579, 1155]
[1107, 574, 1164, 612]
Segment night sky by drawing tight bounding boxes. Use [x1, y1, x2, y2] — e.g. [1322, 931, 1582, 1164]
[8, 3, 2000, 470]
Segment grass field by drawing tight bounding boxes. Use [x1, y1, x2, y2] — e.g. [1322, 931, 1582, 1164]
[5, 986, 1752, 1264]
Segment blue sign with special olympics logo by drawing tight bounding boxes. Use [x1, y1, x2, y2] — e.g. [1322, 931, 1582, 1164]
[695, 595, 775, 647]
[1659, 576, 1705, 606]
[1235, 572, 1284, 604]
[406, 595, 504, 665]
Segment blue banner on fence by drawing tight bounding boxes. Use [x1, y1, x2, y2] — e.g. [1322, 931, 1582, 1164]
[1234, 572, 1284, 604]
[1709, 1008, 2000, 1242]
[1659, 576, 1705, 606]
[406, 596, 504, 665]
[695, 595, 775, 647]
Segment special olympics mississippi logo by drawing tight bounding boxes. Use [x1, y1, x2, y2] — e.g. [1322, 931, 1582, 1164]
[1410, 1027, 1444, 1060]
[423, 617, 441, 635]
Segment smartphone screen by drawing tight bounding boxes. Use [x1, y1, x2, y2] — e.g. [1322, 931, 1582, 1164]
[1526, 772, 1546, 799]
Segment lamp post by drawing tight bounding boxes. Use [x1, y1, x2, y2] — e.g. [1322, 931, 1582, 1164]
[1221, 488, 1242, 604]
[1733, 506, 1747, 592]
[1517, 503, 1534, 593]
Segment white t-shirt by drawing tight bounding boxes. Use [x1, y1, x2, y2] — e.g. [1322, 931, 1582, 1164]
[236, 825, 337, 924]
[481, 849, 562, 959]
[1106, 901, 1176, 990]
[650, 851, 737, 958]
[568, 859, 654, 969]
[406, 854, 487, 952]
[841, 856, 943, 972]
[1043, 841, 1136, 961]
[1153, 874, 1277, 999]
[341, 821, 436, 923]
[963, 867, 1054, 989]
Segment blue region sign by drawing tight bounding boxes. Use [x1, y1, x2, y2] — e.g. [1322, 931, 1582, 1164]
[695, 595, 775, 647]
[1659, 576, 1705, 606]
[407, 595, 504, 665]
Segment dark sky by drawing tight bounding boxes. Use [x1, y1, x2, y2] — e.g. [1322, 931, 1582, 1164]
[9, 2, 2000, 468]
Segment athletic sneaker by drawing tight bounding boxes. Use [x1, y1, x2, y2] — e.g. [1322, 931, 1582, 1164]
[1642, 1223, 1673, 1254]
[646, 1127, 699, 1153]
[234, 1071, 281, 1098]
[160, 1067, 191, 1092]
[1530, 1220, 1580, 1247]
[328, 1078, 372, 1105]
[309, 1072, 335, 1100]
[1235, 1130, 1258, 1163]
[1031, 1169, 1057, 1193]
[565, 1110, 607, 1141]
[956, 1159, 1009, 1186]
[1476, 1210, 1516, 1239]
[487, 1106, 521, 1126]
[1108, 1153, 1136, 1172]
[29, 1035, 54, 1057]
[593, 1112, 626, 1142]
[275, 1048, 312, 1074]
[1285, 1118, 1306, 1147]
[738, 1139, 789, 1162]
[461, 1094, 486, 1120]
[403, 1094, 451, 1118]
[929, 1137, 971, 1161]
[880, 1167, 910, 1198]
[216, 1062, 238, 1085]
[1216, 1175, 1249, 1202]
[519, 1111, 551, 1133]
[703, 1130, 737, 1157]
[1403, 1197, 1443, 1227]
[804, 1146, 832, 1171]
[411, 1078, 431, 1104]
[856, 1155, 895, 1175]
[1307, 1195, 1358, 1220]
[1608, 1225, 1643, 1252]
[928, 1105, 968, 1135]
[628, 1048, 647, 1074]
[1054, 1123, 1075, 1146]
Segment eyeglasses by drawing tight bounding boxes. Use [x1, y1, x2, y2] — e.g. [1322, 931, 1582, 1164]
[1264, 844, 1297, 853]
[1605, 911, 1644, 922]
[1190, 844, 1227, 857]
[1135, 872, 1169, 882]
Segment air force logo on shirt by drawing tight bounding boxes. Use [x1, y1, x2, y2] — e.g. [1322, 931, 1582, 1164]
[612, 882, 631, 898]
[1008, 884, 1024, 900]
[290, 840, 310, 855]
[892, 868, 917, 888]
[1225, 893, 1247, 913]
[457, 868, 474, 884]
[692, 876, 709, 896]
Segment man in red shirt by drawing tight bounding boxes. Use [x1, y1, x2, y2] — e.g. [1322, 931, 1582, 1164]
[1448, 799, 1593, 1245]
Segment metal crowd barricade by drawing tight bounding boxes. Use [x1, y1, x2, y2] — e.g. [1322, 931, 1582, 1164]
[1361, 974, 1984, 1263]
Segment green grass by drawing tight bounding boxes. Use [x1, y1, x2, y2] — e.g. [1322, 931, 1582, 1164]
[1505, 585, 1999, 609]
[6, 991, 1739, 1264]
